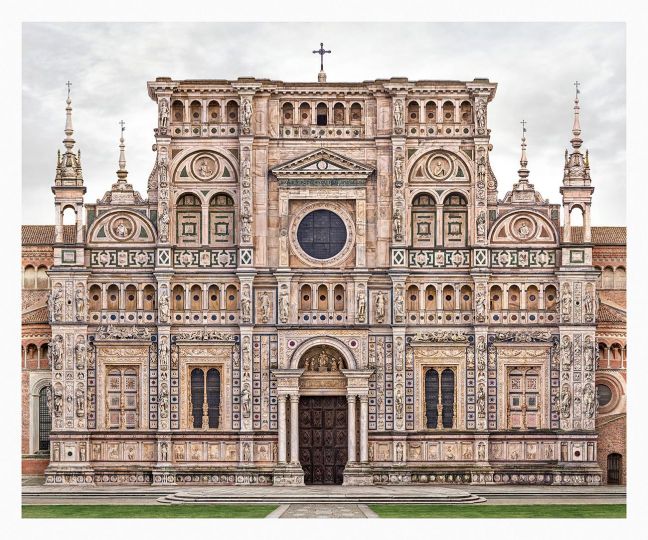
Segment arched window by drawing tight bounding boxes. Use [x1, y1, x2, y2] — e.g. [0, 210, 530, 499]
[124, 285, 137, 311]
[23, 265, 36, 289]
[333, 103, 345, 125]
[602, 267, 614, 289]
[425, 101, 437, 123]
[317, 284, 328, 311]
[300, 285, 312, 312]
[460, 101, 473, 124]
[443, 193, 468, 247]
[40, 344, 49, 365]
[490, 285, 503, 311]
[442, 101, 455, 123]
[406, 285, 419, 313]
[460, 285, 472, 311]
[226, 100, 239, 123]
[350, 102, 362, 125]
[508, 285, 521, 310]
[407, 101, 420, 123]
[208, 100, 220, 122]
[442, 285, 455, 311]
[412, 193, 436, 248]
[172, 284, 185, 312]
[544, 285, 558, 311]
[225, 284, 238, 311]
[299, 102, 311, 125]
[615, 267, 626, 289]
[106, 284, 119, 310]
[441, 368, 455, 428]
[526, 285, 540, 310]
[425, 367, 456, 429]
[172, 100, 184, 122]
[143, 285, 156, 311]
[425, 285, 436, 311]
[607, 453, 622, 485]
[282, 102, 294, 125]
[88, 285, 101, 312]
[190, 285, 202, 311]
[176, 193, 202, 245]
[190, 100, 201, 123]
[316, 102, 328, 126]
[333, 284, 345, 311]
[425, 369, 439, 428]
[36, 266, 49, 289]
[38, 385, 52, 452]
[208, 285, 220, 311]
[209, 193, 235, 246]
[569, 205, 584, 227]
[190, 367, 221, 429]
[62, 205, 76, 226]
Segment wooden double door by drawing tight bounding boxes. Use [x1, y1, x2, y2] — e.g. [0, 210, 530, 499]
[298, 396, 348, 485]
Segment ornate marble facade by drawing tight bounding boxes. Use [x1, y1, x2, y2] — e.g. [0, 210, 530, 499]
[42, 73, 603, 486]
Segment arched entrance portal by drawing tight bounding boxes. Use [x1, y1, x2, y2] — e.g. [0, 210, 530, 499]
[272, 341, 372, 486]
[297, 346, 349, 485]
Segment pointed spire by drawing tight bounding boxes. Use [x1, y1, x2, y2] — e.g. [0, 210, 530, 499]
[63, 81, 75, 151]
[55, 81, 83, 186]
[116, 120, 128, 182]
[517, 119, 530, 183]
[570, 81, 583, 151]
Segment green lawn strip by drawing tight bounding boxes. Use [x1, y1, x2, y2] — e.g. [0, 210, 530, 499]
[368, 504, 626, 519]
[22, 504, 278, 519]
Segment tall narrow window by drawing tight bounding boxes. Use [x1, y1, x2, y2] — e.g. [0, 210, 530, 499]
[38, 386, 52, 452]
[190, 367, 221, 429]
[425, 367, 455, 429]
[106, 367, 139, 429]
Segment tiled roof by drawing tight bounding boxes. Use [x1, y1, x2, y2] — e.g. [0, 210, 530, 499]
[22, 225, 77, 245]
[22, 306, 49, 324]
[562, 226, 626, 245]
[598, 302, 626, 323]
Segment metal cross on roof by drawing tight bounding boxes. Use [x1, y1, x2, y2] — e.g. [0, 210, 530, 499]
[574, 80, 580, 96]
[66, 81, 72, 97]
[520, 119, 527, 136]
[312, 42, 331, 71]
[119, 120, 126, 135]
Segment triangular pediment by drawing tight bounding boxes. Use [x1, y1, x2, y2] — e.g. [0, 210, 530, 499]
[272, 149, 374, 180]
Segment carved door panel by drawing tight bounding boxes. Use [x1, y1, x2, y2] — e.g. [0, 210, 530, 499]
[299, 396, 348, 485]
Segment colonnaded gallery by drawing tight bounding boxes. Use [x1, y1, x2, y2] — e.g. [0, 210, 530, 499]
[21, 68, 627, 487]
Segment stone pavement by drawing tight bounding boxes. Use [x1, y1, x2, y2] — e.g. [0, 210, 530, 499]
[272, 503, 378, 519]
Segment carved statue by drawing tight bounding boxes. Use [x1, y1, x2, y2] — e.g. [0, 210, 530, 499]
[159, 286, 170, 323]
[584, 287, 594, 321]
[476, 212, 486, 238]
[392, 208, 403, 241]
[467, 346, 475, 370]
[158, 98, 169, 129]
[432, 159, 447, 178]
[475, 99, 486, 129]
[394, 155, 404, 187]
[477, 384, 486, 417]
[560, 283, 572, 322]
[241, 285, 252, 323]
[475, 288, 486, 322]
[75, 387, 85, 417]
[561, 335, 572, 371]
[375, 291, 386, 323]
[49, 334, 64, 370]
[75, 285, 86, 321]
[53, 387, 63, 417]
[278, 289, 289, 323]
[243, 442, 251, 462]
[241, 384, 251, 417]
[395, 387, 404, 419]
[75, 338, 86, 370]
[241, 98, 252, 132]
[45, 386, 52, 414]
[393, 99, 404, 130]
[477, 442, 486, 461]
[477, 155, 487, 182]
[395, 442, 404, 462]
[560, 384, 571, 419]
[160, 442, 168, 461]
[394, 286, 405, 322]
[241, 213, 252, 243]
[158, 202, 170, 243]
[159, 384, 169, 418]
[259, 291, 271, 323]
[357, 289, 366, 322]
[584, 336, 594, 371]
[477, 336, 487, 371]
[48, 285, 63, 323]
[584, 384, 595, 418]
[241, 157, 251, 187]
[544, 444, 554, 460]
[159, 337, 169, 369]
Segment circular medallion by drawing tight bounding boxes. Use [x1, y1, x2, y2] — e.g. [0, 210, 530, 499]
[109, 215, 136, 241]
[511, 215, 537, 240]
[427, 154, 453, 180]
[316, 160, 328, 170]
[191, 153, 219, 181]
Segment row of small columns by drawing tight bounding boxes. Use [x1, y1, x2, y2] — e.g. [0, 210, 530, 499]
[276, 393, 369, 465]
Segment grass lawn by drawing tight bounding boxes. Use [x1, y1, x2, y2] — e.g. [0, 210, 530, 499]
[369, 504, 626, 519]
[22, 504, 277, 519]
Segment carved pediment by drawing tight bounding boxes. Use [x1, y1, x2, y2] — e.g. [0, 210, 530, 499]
[271, 149, 374, 186]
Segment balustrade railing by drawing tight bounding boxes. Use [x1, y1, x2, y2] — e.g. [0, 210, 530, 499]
[406, 310, 474, 325]
[489, 309, 557, 324]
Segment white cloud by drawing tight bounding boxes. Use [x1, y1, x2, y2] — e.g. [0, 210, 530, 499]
[22, 22, 625, 225]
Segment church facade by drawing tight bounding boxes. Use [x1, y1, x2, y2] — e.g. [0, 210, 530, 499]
[39, 72, 609, 487]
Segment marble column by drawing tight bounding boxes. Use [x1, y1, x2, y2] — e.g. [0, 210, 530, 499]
[289, 394, 299, 464]
[359, 395, 369, 462]
[347, 395, 357, 463]
[278, 394, 287, 464]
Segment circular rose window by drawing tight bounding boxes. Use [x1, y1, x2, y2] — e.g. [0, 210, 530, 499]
[297, 209, 347, 260]
[596, 384, 612, 407]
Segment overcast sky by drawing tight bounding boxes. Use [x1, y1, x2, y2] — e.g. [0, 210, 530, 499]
[22, 22, 625, 225]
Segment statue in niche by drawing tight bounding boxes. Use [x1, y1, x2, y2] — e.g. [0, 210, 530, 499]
[478, 442, 485, 461]
[584, 337, 594, 371]
[75, 338, 86, 370]
[159, 337, 169, 369]
[259, 291, 271, 323]
[243, 442, 251, 462]
[395, 387, 404, 419]
[159, 384, 169, 419]
[475, 287, 486, 322]
[392, 207, 403, 241]
[159, 286, 170, 323]
[48, 285, 63, 323]
[560, 384, 571, 419]
[544, 444, 554, 460]
[241, 158, 251, 187]
[477, 155, 487, 182]
[477, 337, 487, 371]
[477, 384, 486, 417]
[395, 442, 404, 462]
[446, 445, 455, 461]
[53, 388, 63, 417]
[157, 155, 168, 187]
[584, 286, 594, 321]
[394, 286, 405, 322]
[476, 100, 486, 129]
[241, 384, 251, 418]
[232, 343, 240, 370]
[375, 291, 386, 323]
[241, 98, 252, 132]
[49, 335, 63, 370]
[463, 446, 473, 460]
[560, 283, 572, 322]
[241, 285, 252, 323]
[583, 384, 595, 418]
[75, 386, 85, 417]
[45, 386, 52, 414]
[75, 285, 86, 321]
[561, 336, 572, 371]
[160, 442, 168, 461]
[393, 99, 404, 131]
[394, 155, 404, 187]
[158, 98, 169, 129]
[158, 202, 170, 243]
[241, 211, 252, 243]
[476, 212, 486, 238]
[80, 444, 87, 462]
[357, 289, 367, 322]
[279, 289, 289, 323]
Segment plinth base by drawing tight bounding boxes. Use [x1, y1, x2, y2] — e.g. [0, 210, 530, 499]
[273, 464, 305, 486]
[343, 464, 374, 486]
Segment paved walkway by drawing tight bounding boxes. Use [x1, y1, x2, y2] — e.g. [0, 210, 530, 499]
[272, 503, 378, 519]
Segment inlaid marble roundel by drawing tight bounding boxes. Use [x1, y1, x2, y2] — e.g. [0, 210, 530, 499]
[511, 215, 537, 241]
[427, 154, 453, 180]
[109, 215, 136, 241]
[191, 153, 219, 181]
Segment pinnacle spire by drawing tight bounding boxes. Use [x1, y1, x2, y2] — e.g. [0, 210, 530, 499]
[570, 81, 582, 151]
[63, 81, 75, 151]
[55, 81, 83, 186]
[117, 120, 128, 182]
[517, 119, 530, 182]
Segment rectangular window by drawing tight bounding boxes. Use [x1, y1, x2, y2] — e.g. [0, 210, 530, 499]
[424, 367, 455, 429]
[189, 367, 221, 429]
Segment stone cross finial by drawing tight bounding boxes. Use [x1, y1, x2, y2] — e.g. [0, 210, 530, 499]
[66, 80, 72, 98]
[312, 42, 331, 72]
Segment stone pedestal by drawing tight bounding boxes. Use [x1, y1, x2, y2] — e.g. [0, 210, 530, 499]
[152, 466, 177, 486]
[343, 464, 374, 486]
[272, 464, 305, 486]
